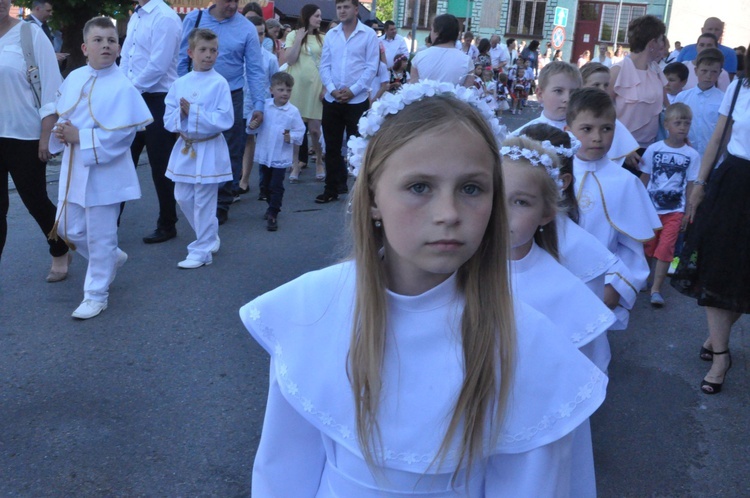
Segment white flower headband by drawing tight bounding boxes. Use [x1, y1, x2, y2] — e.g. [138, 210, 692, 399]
[540, 136, 581, 158]
[499, 145, 560, 182]
[346, 80, 508, 177]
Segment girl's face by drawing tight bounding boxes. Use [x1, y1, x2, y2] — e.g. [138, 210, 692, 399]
[474, 65, 483, 76]
[502, 160, 555, 260]
[309, 9, 322, 29]
[371, 126, 495, 295]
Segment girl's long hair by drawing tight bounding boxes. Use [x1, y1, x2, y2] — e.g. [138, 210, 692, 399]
[298, 4, 323, 48]
[348, 94, 516, 480]
[501, 135, 562, 259]
[519, 123, 580, 223]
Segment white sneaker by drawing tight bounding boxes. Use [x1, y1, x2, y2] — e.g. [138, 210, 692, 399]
[210, 236, 220, 254]
[72, 299, 108, 319]
[178, 258, 212, 269]
[116, 249, 128, 269]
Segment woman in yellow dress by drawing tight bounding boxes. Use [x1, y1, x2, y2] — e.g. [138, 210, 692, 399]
[285, 4, 326, 181]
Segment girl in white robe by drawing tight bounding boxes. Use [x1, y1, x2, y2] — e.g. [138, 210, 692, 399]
[241, 84, 607, 496]
[502, 136, 615, 498]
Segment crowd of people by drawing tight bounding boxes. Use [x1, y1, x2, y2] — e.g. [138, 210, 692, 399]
[2, 0, 748, 494]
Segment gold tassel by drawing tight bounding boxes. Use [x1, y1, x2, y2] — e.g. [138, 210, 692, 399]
[190, 149, 197, 159]
[181, 144, 191, 155]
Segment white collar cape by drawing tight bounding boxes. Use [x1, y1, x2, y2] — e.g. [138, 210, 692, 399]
[56, 63, 153, 132]
[511, 242, 615, 349]
[556, 214, 620, 283]
[574, 155, 661, 242]
[241, 261, 606, 474]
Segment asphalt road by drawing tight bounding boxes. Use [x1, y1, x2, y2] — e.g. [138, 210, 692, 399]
[1, 105, 748, 496]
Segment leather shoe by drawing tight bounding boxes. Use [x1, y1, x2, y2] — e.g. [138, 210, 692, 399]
[315, 192, 338, 204]
[178, 258, 212, 269]
[143, 228, 176, 244]
[217, 209, 228, 225]
[72, 299, 108, 319]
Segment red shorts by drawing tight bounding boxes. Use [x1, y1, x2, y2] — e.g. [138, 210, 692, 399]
[644, 212, 683, 262]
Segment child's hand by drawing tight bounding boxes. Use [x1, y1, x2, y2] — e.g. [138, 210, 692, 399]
[54, 121, 80, 145]
[603, 284, 620, 310]
[283, 129, 291, 143]
[180, 98, 190, 118]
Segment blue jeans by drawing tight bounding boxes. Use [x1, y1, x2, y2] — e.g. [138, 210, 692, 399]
[217, 89, 247, 212]
[259, 165, 285, 216]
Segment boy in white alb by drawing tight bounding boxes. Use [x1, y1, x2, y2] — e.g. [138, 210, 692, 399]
[250, 72, 305, 231]
[164, 28, 233, 269]
[567, 87, 661, 329]
[639, 103, 700, 307]
[514, 61, 639, 169]
[49, 17, 152, 319]
[674, 48, 725, 158]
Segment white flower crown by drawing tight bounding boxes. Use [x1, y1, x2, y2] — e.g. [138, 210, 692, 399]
[499, 145, 560, 182]
[540, 136, 582, 158]
[346, 81, 508, 177]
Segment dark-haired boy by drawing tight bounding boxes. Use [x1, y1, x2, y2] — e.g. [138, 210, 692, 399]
[682, 33, 730, 91]
[566, 87, 661, 328]
[49, 17, 153, 319]
[675, 48, 726, 157]
[663, 62, 689, 103]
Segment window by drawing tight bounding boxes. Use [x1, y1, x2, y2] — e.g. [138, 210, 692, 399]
[403, 0, 438, 29]
[506, 0, 546, 37]
[599, 4, 646, 45]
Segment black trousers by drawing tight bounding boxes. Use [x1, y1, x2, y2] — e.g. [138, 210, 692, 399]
[130, 92, 178, 231]
[321, 100, 369, 196]
[0, 137, 69, 261]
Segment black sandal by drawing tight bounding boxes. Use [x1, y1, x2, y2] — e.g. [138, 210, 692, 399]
[700, 350, 732, 395]
[699, 346, 714, 361]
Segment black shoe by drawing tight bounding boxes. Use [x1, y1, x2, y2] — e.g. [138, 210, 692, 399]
[315, 192, 338, 204]
[257, 192, 268, 201]
[701, 350, 732, 394]
[237, 186, 250, 194]
[266, 217, 278, 231]
[337, 187, 349, 195]
[216, 209, 228, 225]
[143, 227, 177, 244]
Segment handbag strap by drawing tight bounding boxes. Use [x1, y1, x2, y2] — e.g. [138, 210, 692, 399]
[712, 77, 743, 167]
[186, 8, 204, 73]
[19, 22, 41, 108]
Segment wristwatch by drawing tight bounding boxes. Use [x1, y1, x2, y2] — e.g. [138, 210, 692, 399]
[693, 179, 707, 186]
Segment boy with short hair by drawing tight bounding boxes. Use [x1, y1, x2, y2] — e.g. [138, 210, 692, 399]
[164, 28, 234, 269]
[682, 33, 731, 91]
[567, 87, 661, 328]
[674, 48, 725, 157]
[49, 17, 152, 319]
[514, 60, 581, 126]
[251, 72, 305, 231]
[638, 103, 701, 307]
[663, 62, 689, 103]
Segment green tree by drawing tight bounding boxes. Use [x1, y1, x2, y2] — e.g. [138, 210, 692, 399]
[376, 0, 394, 24]
[16, 0, 133, 74]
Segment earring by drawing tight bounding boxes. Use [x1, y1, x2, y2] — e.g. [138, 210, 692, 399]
[538, 225, 544, 232]
[374, 220, 382, 228]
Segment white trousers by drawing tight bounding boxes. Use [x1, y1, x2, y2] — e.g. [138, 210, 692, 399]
[56, 202, 120, 302]
[174, 182, 219, 263]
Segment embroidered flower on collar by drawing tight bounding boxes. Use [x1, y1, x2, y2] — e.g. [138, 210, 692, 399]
[346, 80, 508, 177]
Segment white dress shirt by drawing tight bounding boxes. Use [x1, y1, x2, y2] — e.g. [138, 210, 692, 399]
[490, 43, 509, 69]
[380, 33, 408, 68]
[120, 0, 182, 93]
[319, 21, 380, 104]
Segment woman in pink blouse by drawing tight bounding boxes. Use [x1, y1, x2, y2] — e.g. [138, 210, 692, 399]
[608, 15, 669, 150]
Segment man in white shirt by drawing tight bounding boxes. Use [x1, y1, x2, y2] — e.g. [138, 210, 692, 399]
[489, 34, 509, 74]
[380, 20, 408, 69]
[120, 0, 183, 243]
[316, 0, 380, 203]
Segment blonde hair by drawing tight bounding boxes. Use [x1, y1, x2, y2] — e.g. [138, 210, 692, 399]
[501, 136, 561, 259]
[348, 94, 516, 480]
[538, 60, 582, 91]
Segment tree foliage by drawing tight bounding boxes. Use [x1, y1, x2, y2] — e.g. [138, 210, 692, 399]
[376, 0, 394, 24]
[15, 0, 133, 74]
